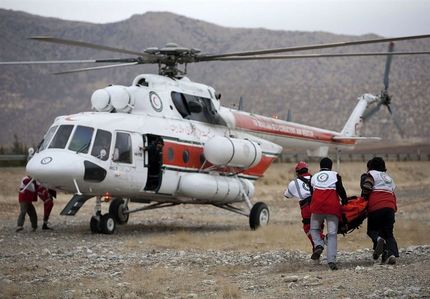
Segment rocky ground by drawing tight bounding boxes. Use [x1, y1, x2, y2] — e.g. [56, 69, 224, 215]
[1, 162, 429, 298]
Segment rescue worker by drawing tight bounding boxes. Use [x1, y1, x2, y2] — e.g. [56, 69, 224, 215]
[310, 157, 348, 270]
[361, 157, 399, 264]
[16, 175, 38, 232]
[284, 161, 325, 251]
[38, 187, 55, 230]
[146, 137, 163, 190]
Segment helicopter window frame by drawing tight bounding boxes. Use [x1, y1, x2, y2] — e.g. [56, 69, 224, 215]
[113, 131, 133, 164]
[171, 91, 190, 118]
[91, 129, 112, 161]
[171, 91, 225, 126]
[37, 125, 58, 152]
[48, 125, 74, 149]
[68, 125, 95, 153]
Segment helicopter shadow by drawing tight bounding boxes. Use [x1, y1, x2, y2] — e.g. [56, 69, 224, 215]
[56, 220, 244, 237]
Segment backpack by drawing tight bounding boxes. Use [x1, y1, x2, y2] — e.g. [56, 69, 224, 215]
[338, 196, 368, 235]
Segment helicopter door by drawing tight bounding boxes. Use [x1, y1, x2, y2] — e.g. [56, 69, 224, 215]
[111, 131, 147, 192]
[144, 134, 163, 191]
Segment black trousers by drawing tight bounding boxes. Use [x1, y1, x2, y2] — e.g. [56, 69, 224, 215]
[367, 208, 399, 257]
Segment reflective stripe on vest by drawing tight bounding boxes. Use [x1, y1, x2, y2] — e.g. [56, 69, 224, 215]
[285, 175, 311, 200]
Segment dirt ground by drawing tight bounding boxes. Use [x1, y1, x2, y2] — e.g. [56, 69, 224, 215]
[0, 161, 429, 298]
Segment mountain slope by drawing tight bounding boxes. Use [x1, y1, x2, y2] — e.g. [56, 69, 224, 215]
[0, 9, 429, 147]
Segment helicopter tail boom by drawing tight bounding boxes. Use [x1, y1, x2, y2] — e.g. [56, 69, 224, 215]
[339, 93, 378, 138]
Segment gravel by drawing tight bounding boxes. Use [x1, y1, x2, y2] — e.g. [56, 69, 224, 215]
[1, 228, 429, 298]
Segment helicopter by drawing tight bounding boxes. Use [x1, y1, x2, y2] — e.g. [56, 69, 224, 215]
[2, 34, 430, 234]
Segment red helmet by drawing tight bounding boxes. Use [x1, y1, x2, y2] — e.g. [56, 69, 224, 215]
[295, 161, 309, 172]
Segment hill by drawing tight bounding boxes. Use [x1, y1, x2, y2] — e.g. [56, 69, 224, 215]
[0, 9, 429, 147]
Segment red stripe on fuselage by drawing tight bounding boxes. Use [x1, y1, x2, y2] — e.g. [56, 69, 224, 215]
[162, 140, 275, 177]
[233, 111, 355, 145]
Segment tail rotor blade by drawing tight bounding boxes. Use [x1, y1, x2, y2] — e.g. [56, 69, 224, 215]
[362, 102, 383, 120]
[389, 104, 404, 137]
[238, 96, 244, 111]
[383, 42, 395, 91]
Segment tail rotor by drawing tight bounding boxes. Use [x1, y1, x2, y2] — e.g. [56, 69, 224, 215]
[362, 42, 404, 137]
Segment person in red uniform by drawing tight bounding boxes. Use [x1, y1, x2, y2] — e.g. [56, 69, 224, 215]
[284, 161, 324, 251]
[310, 157, 348, 270]
[38, 187, 55, 230]
[16, 176, 55, 232]
[361, 157, 399, 264]
[16, 175, 38, 232]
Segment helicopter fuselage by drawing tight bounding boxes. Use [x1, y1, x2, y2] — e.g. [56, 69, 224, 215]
[26, 73, 368, 209]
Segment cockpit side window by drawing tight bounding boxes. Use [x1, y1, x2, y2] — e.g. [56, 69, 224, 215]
[49, 125, 74, 149]
[171, 91, 190, 118]
[68, 126, 94, 153]
[171, 91, 226, 126]
[37, 125, 58, 152]
[91, 130, 112, 161]
[113, 132, 132, 164]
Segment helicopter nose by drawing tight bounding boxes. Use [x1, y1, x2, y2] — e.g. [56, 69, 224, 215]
[26, 151, 85, 188]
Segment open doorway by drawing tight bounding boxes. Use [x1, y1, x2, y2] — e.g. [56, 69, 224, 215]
[144, 134, 163, 191]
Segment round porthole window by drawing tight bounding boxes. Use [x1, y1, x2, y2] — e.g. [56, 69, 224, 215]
[182, 150, 190, 163]
[167, 147, 174, 161]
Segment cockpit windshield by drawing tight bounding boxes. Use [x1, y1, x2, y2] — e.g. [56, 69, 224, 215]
[37, 125, 58, 152]
[68, 126, 94, 153]
[49, 125, 74, 149]
[91, 130, 112, 161]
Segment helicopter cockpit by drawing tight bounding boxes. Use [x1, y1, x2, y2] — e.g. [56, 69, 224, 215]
[37, 125, 114, 162]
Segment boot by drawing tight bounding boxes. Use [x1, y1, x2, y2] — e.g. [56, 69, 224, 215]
[42, 223, 53, 230]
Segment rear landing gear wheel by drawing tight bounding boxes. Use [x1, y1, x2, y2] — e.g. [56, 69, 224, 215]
[90, 216, 101, 234]
[109, 198, 129, 225]
[249, 202, 269, 230]
[100, 214, 116, 234]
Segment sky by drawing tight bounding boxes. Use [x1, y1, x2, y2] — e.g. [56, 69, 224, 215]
[1, 0, 429, 37]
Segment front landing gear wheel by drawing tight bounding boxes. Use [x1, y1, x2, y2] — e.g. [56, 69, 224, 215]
[249, 202, 269, 230]
[109, 198, 129, 225]
[100, 214, 116, 234]
[90, 216, 101, 234]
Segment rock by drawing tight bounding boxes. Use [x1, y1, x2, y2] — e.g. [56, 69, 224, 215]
[42, 248, 51, 255]
[285, 275, 299, 282]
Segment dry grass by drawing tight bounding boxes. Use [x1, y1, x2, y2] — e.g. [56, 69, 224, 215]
[1, 161, 430, 252]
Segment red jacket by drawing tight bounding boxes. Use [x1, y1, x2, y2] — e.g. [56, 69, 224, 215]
[18, 176, 49, 203]
[310, 170, 342, 219]
[18, 176, 38, 203]
[367, 170, 397, 213]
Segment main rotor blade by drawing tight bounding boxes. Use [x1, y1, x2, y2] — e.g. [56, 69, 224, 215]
[204, 51, 430, 61]
[201, 34, 430, 59]
[383, 42, 395, 91]
[30, 36, 150, 57]
[0, 58, 140, 65]
[53, 62, 138, 75]
[0, 59, 97, 65]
